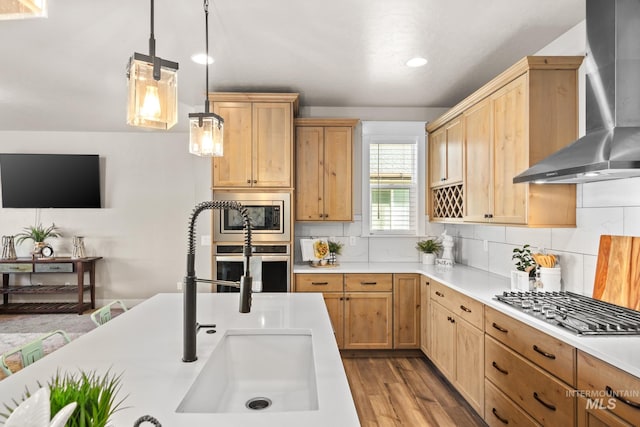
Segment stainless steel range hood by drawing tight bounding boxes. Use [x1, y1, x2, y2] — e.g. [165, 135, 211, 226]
[514, 0, 640, 184]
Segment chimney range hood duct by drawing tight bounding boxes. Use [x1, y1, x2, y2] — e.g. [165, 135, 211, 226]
[514, 0, 640, 184]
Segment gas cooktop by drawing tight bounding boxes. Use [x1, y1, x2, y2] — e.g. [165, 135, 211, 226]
[495, 291, 640, 336]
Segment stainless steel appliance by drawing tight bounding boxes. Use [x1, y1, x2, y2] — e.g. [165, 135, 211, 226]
[495, 291, 640, 335]
[212, 192, 291, 242]
[215, 244, 290, 293]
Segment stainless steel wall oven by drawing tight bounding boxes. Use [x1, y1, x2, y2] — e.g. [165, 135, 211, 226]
[214, 244, 290, 293]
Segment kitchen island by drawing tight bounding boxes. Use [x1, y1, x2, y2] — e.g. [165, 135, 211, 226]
[0, 293, 359, 427]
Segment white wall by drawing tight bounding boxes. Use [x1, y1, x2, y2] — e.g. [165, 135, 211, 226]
[0, 131, 213, 306]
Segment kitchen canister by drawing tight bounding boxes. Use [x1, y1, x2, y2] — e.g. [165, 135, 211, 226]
[539, 267, 562, 292]
[1, 235, 17, 260]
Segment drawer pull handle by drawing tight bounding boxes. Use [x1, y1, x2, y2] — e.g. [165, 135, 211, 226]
[460, 305, 471, 313]
[311, 282, 329, 285]
[533, 392, 556, 411]
[606, 386, 640, 409]
[532, 345, 556, 360]
[49, 266, 60, 270]
[361, 282, 377, 285]
[491, 408, 509, 425]
[435, 291, 444, 297]
[492, 322, 508, 333]
[492, 361, 508, 375]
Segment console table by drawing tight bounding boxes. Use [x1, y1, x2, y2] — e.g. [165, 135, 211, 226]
[0, 257, 102, 314]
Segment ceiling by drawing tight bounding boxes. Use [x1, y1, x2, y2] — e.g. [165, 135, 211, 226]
[0, 0, 585, 133]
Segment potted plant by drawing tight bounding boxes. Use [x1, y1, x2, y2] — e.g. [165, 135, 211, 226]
[511, 244, 536, 290]
[327, 240, 343, 265]
[416, 238, 443, 265]
[15, 223, 61, 256]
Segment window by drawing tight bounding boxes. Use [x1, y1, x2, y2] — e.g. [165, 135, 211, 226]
[362, 122, 425, 236]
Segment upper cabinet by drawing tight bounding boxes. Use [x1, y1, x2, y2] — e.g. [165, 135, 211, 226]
[429, 117, 463, 188]
[295, 118, 359, 222]
[427, 56, 583, 227]
[210, 93, 299, 189]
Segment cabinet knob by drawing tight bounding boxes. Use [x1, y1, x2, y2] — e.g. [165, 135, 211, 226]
[247, 180, 251, 184]
[253, 180, 257, 184]
[435, 291, 444, 297]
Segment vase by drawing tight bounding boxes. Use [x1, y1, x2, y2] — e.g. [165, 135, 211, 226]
[422, 253, 436, 265]
[328, 252, 337, 265]
[72, 236, 86, 259]
[538, 267, 562, 292]
[1, 235, 17, 260]
[32, 241, 47, 257]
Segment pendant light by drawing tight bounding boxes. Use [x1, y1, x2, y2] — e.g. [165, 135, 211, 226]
[126, 0, 179, 130]
[189, 0, 224, 157]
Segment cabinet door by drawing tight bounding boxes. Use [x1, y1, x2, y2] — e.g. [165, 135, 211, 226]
[393, 274, 420, 349]
[295, 126, 324, 220]
[429, 126, 447, 187]
[323, 127, 353, 221]
[577, 397, 633, 427]
[212, 102, 253, 188]
[344, 292, 393, 349]
[420, 276, 430, 356]
[445, 118, 463, 184]
[431, 302, 456, 379]
[253, 102, 292, 187]
[322, 292, 344, 349]
[492, 75, 528, 224]
[464, 98, 492, 222]
[455, 318, 484, 415]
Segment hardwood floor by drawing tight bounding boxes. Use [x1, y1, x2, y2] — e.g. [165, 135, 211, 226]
[342, 354, 487, 427]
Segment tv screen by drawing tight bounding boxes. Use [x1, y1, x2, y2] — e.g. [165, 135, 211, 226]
[0, 154, 101, 208]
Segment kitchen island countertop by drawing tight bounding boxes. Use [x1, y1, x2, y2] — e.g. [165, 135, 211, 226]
[0, 293, 359, 427]
[295, 262, 640, 378]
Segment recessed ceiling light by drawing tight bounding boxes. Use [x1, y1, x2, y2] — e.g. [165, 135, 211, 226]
[406, 57, 428, 67]
[191, 53, 214, 65]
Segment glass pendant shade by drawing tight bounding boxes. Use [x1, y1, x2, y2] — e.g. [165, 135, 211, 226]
[189, 113, 224, 157]
[0, 0, 47, 20]
[127, 55, 178, 130]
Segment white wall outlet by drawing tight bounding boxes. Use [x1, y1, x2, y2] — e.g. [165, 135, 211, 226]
[483, 240, 489, 252]
[329, 236, 336, 242]
[177, 281, 183, 290]
[350, 236, 357, 246]
[201, 235, 211, 246]
[65, 282, 71, 286]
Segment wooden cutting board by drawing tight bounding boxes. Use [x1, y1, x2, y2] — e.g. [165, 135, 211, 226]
[592, 235, 640, 310]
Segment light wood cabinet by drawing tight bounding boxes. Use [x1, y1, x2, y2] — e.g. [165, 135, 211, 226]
[577, 351, 640, 426]
[419, 275, 431, 356]
[427, 56, 583, 226]
[210, 93, 298, 189]
[429, 117, 463, 188]
[485, 379, 541, 427]
[577, 396, 634, 427]
[295, 118, 358, 221]
[429, 279, 484, 414]
[294, 273, 392, 349]
[393, 273, 420, 349]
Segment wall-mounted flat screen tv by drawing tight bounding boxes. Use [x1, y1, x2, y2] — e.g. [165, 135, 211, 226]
[0, 153, 101, 208]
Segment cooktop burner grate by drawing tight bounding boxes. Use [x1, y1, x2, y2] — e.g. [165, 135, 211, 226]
[495, 291, 640, 336]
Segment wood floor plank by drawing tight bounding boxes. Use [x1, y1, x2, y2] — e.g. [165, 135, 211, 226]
[342, 354, 487, 427]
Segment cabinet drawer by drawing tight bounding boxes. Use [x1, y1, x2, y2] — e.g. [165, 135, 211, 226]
[485, 379, 541, 427]
[578, 351, 640, 426]
[485, 305, 575, 386]
[34, 263, 74, 273]
[431, 280, 483, 329]
[485, 336, 575, 427]
[344, 274, 392, 292]
[295, 274, 343, 292]
[0, 263, 33, 273]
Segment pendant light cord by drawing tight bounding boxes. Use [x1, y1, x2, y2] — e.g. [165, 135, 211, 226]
[148, 0, 156, 58]
[204, 0, 210, 113]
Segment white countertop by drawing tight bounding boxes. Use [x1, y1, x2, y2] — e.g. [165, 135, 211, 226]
[295, 262, 640, 378]
[0, 293, 359, 427]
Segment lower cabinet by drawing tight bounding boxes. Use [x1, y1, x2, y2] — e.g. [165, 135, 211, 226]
[430, 279, 484, 415]
[419, 275, 431, 356]
[393, 273, 421, 349]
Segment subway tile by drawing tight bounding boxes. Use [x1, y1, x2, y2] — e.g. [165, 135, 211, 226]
[445, 223, 474, 239]
[369, 237, 420, 262]
[582, 255, 597, 297]
[458, 238, 489, 271]
[474, 225, 506, 242]
[623, 207, 640, 235]
[551, 207, 623, 255]
[344, 220, 362, 237]
[339, 237, 369, 262]
[550, 250, 583, 294]
[295, 222, 344, 238]
[488, 242, 517, 278]
[505, 227, 552, 250]
[425, 221, 445, 238]
[582, 176, 640, 208]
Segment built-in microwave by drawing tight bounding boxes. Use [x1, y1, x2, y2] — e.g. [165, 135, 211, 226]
[212, 191, 291, 242]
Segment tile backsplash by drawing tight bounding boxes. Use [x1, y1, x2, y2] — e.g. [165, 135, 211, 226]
[295, 176, 640, 297]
